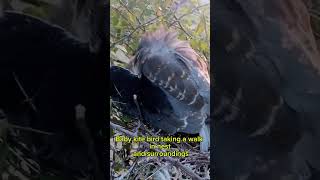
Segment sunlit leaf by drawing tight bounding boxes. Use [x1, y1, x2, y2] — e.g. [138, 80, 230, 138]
[195, 17, 205, 35]
[115, 49, 130, 64]
[115, 45, 127, 53]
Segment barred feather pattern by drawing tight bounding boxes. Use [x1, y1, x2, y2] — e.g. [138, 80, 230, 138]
[129, 27, 210, 136]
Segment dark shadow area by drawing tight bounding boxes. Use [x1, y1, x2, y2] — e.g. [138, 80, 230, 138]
[0, 1, 108, 179]
[212, 0, 320, 179]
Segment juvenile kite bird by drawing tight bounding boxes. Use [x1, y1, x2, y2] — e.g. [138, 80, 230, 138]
[0, 10, 106, 179]
[110, 28, 210, 152]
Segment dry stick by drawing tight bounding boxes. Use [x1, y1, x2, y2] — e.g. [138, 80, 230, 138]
[8, 146, 40, 173]
[173, 15, 192, 38]
[12, 72, 38, 113]
[0, 110, 53, 135]
[145, 164, 170, 180]
[111, 6, 136, 30]
[117, 1, 145, 31]
[109, 122, 204, 180]
[168, 3, 209, 27]
[9, 124, 54, 135]
[116, 157, 140, 180]
[110, 8, 171, 49]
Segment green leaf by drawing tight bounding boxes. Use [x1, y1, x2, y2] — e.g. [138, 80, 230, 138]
[115, 45, 127, 53]
[200, 41, 209, 52]
[195, 17, 205, 35]
[127, 13, 136, 24]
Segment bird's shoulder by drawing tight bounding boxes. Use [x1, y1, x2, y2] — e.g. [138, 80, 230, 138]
[136, 47, 209, 110]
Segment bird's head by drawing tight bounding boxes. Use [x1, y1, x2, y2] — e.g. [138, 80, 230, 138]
[128, 26, 210, 82]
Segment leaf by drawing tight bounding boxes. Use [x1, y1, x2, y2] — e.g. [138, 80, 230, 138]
[200, 41, 209, 52]
[115, 45, 127, 53]
[111, 14, 120, 26]
[115, 49, 130, 64]
[190, 39, 198, 49]
[195, 17, 206, 35]
[110, 51, 117, 60]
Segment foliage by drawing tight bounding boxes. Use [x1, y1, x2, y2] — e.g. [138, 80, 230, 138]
[110, 1, 211, 179]
[110, 0, 210, 67]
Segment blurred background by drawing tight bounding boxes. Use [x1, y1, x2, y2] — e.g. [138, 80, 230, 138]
[309, 0, 320, 50]
[0, 0, 105, 179]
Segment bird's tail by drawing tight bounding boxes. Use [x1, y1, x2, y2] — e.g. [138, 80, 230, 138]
[200, 123, 210, 152]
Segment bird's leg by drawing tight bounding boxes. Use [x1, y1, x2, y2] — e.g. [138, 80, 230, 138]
[133, 94, 143, 136]
[74, 104, 104, 180]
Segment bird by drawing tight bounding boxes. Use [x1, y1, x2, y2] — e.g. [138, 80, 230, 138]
[0, 10, 106, 179]
[213, 0, 320, 179]
[110, 27, 211, 152]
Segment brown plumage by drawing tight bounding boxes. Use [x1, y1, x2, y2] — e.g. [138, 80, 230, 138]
[131, 27, 209, 130]
[111, 27, 210, 151]
[213, 0, 320, 179]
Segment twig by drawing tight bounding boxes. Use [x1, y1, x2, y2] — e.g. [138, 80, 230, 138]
[164, 156, 204, 180]
[0, 109, 53, 136]
[110, 122, 137, 137]
[110, 15, 161, 48]
[116, 157, 139, 180]
[111, 6, 135, 30]
[8, 146, 40, 173]
[118, 0, 145, 31]
[12, 72, 38, 113]
[9, 124, 54, 135]
[173, 15, 192, 38]
[109, 122, 205, 180]
[169, 3, 209, 27]
[145, 163, 170, 180]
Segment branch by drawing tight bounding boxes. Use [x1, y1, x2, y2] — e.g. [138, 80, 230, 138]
[169, 3, 209, 27]
[0, 109, 53, 135]
[172, 15, 192, 38]
[12, 72, 38, 113]
[110, 15, 161, 48]
[109, 122, 205, 180]
[118, 0, 145, 31]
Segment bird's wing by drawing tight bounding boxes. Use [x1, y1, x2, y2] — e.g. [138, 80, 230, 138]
[137, 47, 209, 111]
[130, 46, 209, 133]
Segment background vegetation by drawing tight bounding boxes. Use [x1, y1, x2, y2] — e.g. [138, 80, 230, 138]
[110, 0, 210, 67]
